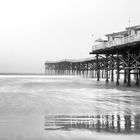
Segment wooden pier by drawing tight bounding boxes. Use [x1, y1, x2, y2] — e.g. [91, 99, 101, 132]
[45, 25, 140, 86]
[45, 57, 109, 79]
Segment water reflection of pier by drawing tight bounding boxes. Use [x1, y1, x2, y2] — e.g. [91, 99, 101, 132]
[45, 114, 140, 133]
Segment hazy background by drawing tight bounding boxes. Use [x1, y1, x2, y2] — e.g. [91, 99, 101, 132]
[0, 0, 140, 73]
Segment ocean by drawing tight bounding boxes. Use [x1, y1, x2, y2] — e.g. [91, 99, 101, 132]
[0, 75, 140, 140]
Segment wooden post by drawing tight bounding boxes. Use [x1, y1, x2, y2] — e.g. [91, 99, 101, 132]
[127, 50, 131, 86]
[92, 62, 95, 78]
[109, 70, 110, 79]
[124, 69, 127, 83]
[82, 69, 84, 77]
[54, 65, 56, 75]
[87, 63, 89, 78]
[102, 70, 104, 78]
[117, 115, 121, 132]
[103, 70, 105, 78]
[135, 69, 139, 85]
[116, 51, 120, 85]
[96, 54, 100, 81]
[111, 54, 114, 82]
[77, 64, 79, 75]
[79, 63, 81, 76]
[106, 54, 109, 82]
[72, 64, 74, 75]
[92, 69, 94, 78]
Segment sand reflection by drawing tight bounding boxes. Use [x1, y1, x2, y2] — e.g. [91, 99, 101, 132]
[45, 114, 140, 134]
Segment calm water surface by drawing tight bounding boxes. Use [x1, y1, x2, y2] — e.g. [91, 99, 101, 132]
[0, 75, 140, 140]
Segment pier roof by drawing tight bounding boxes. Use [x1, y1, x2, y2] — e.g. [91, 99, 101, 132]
[126, 25, 140, 30]
[105, 31, 128, 37]
[45, 57, 96, 64]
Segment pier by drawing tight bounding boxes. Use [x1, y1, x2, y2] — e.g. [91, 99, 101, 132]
[45, 25, 140, 86]
[45, 57, 109, 79]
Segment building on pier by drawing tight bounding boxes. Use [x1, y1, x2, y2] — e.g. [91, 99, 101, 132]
[105, 31, 128, 42]
[126, 25, 140, 36]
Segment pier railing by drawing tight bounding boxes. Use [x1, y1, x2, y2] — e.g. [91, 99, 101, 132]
[92, 33, 140, 51]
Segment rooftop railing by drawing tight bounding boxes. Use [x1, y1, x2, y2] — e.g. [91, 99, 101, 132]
[92, 33, 140, 51]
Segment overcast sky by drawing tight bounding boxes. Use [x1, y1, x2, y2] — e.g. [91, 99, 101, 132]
[0, 0, 140, 73]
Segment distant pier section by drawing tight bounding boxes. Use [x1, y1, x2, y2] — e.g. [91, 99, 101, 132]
[45, 58, 97, 77]
[45, 25, 140, 86]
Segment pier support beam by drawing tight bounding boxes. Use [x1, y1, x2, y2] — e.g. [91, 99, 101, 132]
[86, 63, 89, 78]
[106, 54, 109, 82]
[124, 69, 127, 83]
[111, 54, 114, 82]
[135, 69, 139, 85]
[102, 70, 104, 78]
[135, 52, 140, 85]
[116, 51, 120, 85]
[127, 50, 131, 87]
[96, 54, 100, 81]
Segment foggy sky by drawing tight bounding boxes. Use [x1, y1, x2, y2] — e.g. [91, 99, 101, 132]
[0, 0, 140, 73]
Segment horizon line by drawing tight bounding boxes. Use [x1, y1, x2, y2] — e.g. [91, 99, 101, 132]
[0, 72, 45, 75]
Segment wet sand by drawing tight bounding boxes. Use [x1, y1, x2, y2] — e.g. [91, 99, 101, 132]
[0, 75, 140, 139]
